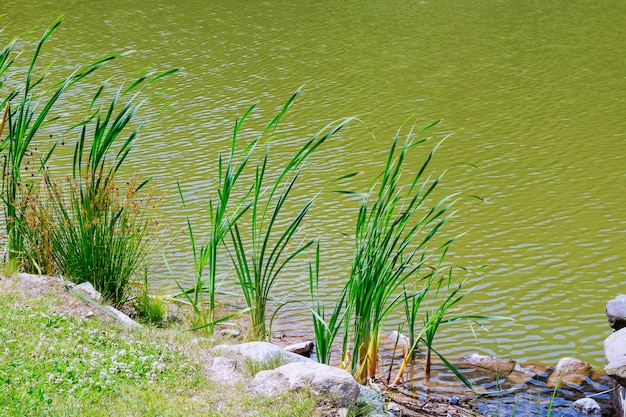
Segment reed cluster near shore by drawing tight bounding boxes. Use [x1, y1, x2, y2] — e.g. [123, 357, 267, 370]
[0, 18, 502, 384]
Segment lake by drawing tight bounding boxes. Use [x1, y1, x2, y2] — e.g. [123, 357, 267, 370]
[3, 0, 626, 377]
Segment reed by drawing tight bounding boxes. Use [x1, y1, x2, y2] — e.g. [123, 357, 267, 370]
[227, 94, 350, 341]
[175, 102, 259, 334]
[340, 120, 460, 383]
[309, 242, 347, 364]
[0, 18, 118, 267]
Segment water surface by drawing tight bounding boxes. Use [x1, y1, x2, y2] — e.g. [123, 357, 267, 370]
[2, 1, 626, 375]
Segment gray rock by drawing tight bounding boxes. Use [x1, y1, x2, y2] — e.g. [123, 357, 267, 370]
[213, 342, 314, 364]
[547, 357, 591, 387]
[210, 356, 243, 385]
[74, 282, 102, 302]
[103, 306, 142, 329]
[607, 295, 626, 330]
[571, 398, 602, 415]
[283, 341, 314, 357]
[219, 328, 241, 338]
[507, 362, 553, 385]
[463, 353, 516, 376]
[605, 327, 626, 364]
[252, 362, 360, 406]
[605, 357, 626, 387]
[357, 385, 386, 415]
[387, 401, 401, 415]
[387, 331, 410, 352]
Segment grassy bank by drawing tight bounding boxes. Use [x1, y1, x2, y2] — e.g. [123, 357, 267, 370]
[0, 273, 320, 417]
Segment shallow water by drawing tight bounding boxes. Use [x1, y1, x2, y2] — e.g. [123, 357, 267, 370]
[2, 0, 626, 382]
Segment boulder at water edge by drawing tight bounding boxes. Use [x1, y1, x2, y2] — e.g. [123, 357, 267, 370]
[283, 341, 315, 358]
[605, 357, 626, 387]
[604, 327, 626, 364]
[607, 295, 626, 331]
[547, 357, 591, 387]
[212, 342, 314, 364]
[252, 362, 360, 407]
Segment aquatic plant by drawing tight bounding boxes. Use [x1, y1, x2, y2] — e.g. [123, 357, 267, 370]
[227, 94, 350, 341]
[174, 102, 260, 335]
[340, 120, 462, 383]
[0, 18, 176, 305]
[177, 90, 350, 338]
[309, 242, 347, 364]
[0, 18, 118, 266]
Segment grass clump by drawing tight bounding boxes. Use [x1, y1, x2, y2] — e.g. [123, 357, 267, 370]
[243, 352, 288, 376]
[0, 18, 173, 307]
[133, 274, 167, 326]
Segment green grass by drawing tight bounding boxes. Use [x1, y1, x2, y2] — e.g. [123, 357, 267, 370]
[0, 286, 321, 417]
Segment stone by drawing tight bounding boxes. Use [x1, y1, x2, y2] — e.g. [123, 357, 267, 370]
[547, 357, 591, 387]
[605, 327, 626, 364]
[103, 306, 142, 329]
[507, 362, 553, 385]
[219, 328, 241, 338]
[463, 354, 516, 377]
[73, 281, 102, 302]
[209, 356, 243, 385]
[283, 341, 314, 357]
[252, 362, 360, 406]
[213, 342, 314, 364]
[607, 295, 626, 330]
[571, 397, 602, 415]
[357, 384, 386, 415]
[387, 331, 411, 352]
[387, 401, 401, 415]
[605, 357, 626, 387]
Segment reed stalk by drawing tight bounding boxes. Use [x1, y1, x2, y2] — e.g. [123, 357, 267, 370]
[227, 93, 350, 341]
[0, 18, 118, 266]
[341, 120, 460, 383]
[176, 103, 259, 335]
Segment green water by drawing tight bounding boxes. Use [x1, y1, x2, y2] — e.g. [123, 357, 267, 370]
[3, 1, 626, 371]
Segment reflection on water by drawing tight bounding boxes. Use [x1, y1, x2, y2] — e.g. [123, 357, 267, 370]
[2, 0, 626, 371]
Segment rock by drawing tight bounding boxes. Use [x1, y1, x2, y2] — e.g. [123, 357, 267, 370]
[547, 357, 591, 387]
[73, 281, 102, 302]
[213, 342, 314, 364]
[210, 356, 243, 385]
[219, 328, 241, 338]
[605, 357, 626, 386]
[571, 398, 602, 415]
[336, 408, 348, 417]
[387, 331, 411, 352]
[605, 327, 626, 364]
[463, 354, 516, 376]
[103, 306, 142, 329]
[607, 295, 626, 330]
[387, 401, 401, 415]
[252, 362, 360, 406]
[357, 384, 386, 415]
[283, 341, 314, 358]
[507, 362, 553, 385]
